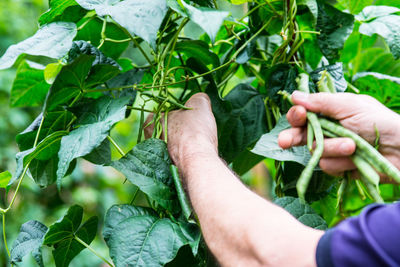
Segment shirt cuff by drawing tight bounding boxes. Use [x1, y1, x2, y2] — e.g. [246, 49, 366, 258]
[316, 228, 335, 267]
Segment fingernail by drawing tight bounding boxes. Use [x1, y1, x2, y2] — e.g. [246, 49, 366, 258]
[292, 91, 309, 102]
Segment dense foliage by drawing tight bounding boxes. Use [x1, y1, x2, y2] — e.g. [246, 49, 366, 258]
[1, 0, 400, 266]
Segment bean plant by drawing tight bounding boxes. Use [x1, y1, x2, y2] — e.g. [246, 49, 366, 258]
[1, 0, 400, 266]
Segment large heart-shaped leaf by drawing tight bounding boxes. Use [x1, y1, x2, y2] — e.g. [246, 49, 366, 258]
[214, 84, 268, 163]
[252, 116, 312, 166]
[274, 197, 328, 230]
[56, 96, 130, 188]
[316, 3, 354, 61]
[168, 0, 229, 42]
[359, 14, 400, 59]
[44, 54, 95, 111]
[10, 61, 50, 108]
[0, 22, 77, 70]
[76, 0, 168, 48]
[10, 220, 48, 267]
[12, 131, 68, 185]
[175, 40, 220, 68]
[104, 205, 194, 267]
[39, 0, 86, 25]
[310, 63, 347, 92]
[43, 205, 98, 267]
[111, 138, 179, 213]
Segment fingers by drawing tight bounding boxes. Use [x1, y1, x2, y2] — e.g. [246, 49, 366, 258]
[320, 138, 356, 157]
[286, 105, 307, 127]
[278, 127, 307, 149]
[291, 91, 357, 119]
[319, 158, 356, 176]
[185, 93, 212, 111]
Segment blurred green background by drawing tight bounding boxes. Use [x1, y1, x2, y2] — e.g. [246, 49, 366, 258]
[0, 1, 141, 266]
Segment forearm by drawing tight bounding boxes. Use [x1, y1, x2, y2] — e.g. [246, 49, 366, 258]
[179, 147, 324, 267]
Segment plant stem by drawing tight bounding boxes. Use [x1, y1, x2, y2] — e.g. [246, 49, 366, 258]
[2, 213, 10, 258]
[213, 0, 218, 9]
[130, 187, 140, 205]
[127, 106, 154, 113]
[105, 37, 131, 43]
[107, 136, 125, 157]
[131, 37, 154, 67]
[77, 15, 95, 31]
[33, 115, 45, 147]
[74, 236, 114, 267]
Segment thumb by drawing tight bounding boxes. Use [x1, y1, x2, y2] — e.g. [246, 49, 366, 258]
[292, 91, 356, 119]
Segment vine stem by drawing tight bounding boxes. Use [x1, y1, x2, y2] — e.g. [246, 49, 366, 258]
[93, 17, 274, 95]
[2, 213, 10, 258]
[74, 236, 115, 267]
[107, 136, 125, 157]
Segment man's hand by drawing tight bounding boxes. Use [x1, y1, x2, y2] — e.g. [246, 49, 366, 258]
[166, 93, 218, 169]
[278, 91, 400, 178]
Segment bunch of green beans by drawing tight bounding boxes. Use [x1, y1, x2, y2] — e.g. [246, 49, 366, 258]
[294, 73, 400, 203]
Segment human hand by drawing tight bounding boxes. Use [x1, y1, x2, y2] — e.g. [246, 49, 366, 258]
[145, 93, 218, 169]
[166, 93, 218, 169]
[278, 91, 400, 178]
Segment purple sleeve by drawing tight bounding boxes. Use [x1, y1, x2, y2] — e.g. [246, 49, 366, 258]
[316, 202, 400, 267]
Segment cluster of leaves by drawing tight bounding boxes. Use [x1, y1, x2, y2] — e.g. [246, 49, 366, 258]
[0, 0, 400, 266]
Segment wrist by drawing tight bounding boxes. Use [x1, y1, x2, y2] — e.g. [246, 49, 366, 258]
[174, 135, 219, 171]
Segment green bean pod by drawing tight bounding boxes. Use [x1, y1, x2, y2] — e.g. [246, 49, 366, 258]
[360, 175, 384, 203]
[325, 72, 336, 93]
[307, 121, 314, 152]
[336, 178, 347, 208]
[351, 153, 380, 187]
[297, 112, 324, 200]
[318, 118, 400, 183]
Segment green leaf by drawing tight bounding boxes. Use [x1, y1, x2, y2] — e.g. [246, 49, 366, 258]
[374, 0, 400, 8]
[74, 17, 130, 59]
[44, 54, 94, 111]
[316, 3, 354, 61]
[83, 139, 112, 165]
[212, 84, 267, 163]
[10, 61, 50, 107]
[297, 12, 322, 69]
[274, 197, 328, 230]
[359, 14, 400, 59]
[11, 220, 48, 267]
[232, 149, 264, 176]
[56, 96, 130, 188]
[16, 111, 74, 152]
[44, 63, 63, 84]
[343, 0, 374, 14]
[67, 40, 120, 67]
[252, 116, 312, 166]
[111, 138, 179, 213]
[38, 0, 82, 25]
[104, 205, 190, 267]
[76, 0, 168, 48]
[310, 63, 347, 92]
[102, 204, 157, 242]
[0, 171, 12, 188]
[265, 64, 298, 113]
[297, 0, 318, 24]
[0, 22, 77, 70]
[353, 74, 400, 112]
[168, 0, 230, 42]
[43, 205, 98, 267]
[175, 40, 220, 68]
[355, 5, 400, 21]
[12, 131, 68, 185]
